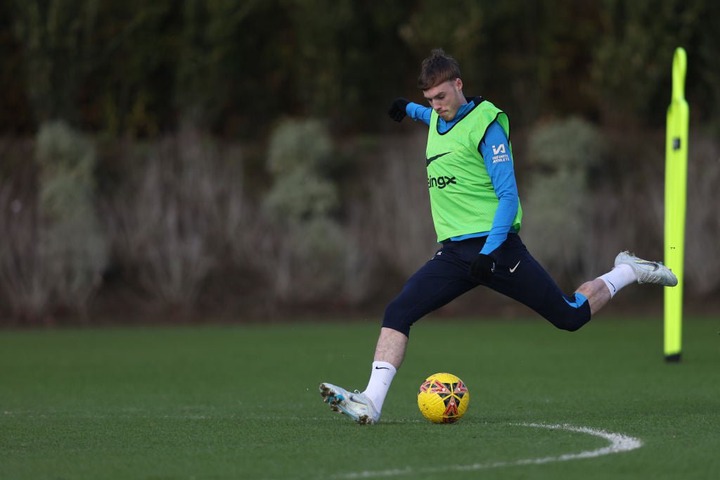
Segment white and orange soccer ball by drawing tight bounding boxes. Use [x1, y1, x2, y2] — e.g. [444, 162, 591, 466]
[417, 372, 470, 424]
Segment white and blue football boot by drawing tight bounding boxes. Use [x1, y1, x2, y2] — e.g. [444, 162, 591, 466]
[615, 251, 678, 286]
[319, 382, 380, 425]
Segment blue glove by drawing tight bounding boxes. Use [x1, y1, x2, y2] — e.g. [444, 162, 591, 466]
[469, 254, 495, 282]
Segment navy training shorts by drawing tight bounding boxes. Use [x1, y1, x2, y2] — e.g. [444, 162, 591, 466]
[382, 233, 592, 336]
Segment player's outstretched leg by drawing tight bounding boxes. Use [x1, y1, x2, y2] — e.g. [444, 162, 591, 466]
[615, 251, 678, 286]
[319, 382, 380, 425]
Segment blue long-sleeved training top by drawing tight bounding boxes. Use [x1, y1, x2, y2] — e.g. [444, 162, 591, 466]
[405, 99, 519, 255]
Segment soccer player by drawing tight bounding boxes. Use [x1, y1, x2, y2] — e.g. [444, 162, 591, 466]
[320, 49, 677, 424]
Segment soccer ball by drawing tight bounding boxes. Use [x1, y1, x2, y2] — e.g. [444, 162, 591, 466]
[417, 372, 470, 424]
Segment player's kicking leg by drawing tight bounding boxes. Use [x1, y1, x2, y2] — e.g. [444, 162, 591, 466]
[319, 331, 401, 425]
[580, 250, 677, 315]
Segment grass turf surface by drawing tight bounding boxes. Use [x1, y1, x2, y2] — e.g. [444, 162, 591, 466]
[1, 316, 719, 479]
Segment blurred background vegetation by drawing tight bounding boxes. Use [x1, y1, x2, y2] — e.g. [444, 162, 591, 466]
[1, 0, 719, 324]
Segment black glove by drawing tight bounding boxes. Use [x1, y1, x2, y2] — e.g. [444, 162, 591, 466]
[469, 254, 495, 282]
[388, 97, 410, 122]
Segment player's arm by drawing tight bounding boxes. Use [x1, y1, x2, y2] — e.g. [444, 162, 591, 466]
[406, 103, 431, 125]
[388, 98, 431, 126]
[478, 120, 519, 256]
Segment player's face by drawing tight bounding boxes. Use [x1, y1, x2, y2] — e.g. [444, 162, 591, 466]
[423, 78, 466, 121]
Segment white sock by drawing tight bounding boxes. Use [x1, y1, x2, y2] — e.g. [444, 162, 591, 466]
[598, 264, 636, 298]
[362, 361, 397, 412]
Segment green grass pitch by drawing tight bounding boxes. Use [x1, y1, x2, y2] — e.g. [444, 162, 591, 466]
[1, 316, 719, 479]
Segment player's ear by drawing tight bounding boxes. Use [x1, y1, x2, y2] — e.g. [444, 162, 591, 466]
[454, 77, 463, 92]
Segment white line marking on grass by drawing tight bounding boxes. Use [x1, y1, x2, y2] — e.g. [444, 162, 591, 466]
[334, 423, 643, 479]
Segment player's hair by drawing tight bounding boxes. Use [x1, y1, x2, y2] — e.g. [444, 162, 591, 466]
[417, 48, 461, 90]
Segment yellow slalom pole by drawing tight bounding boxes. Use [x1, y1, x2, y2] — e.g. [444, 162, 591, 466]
[664, 47, 689, 362]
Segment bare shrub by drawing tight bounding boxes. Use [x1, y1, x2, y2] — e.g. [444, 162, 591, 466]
[309, 132, 437, 306]
[263, 167, 338, 221]
[579, 125, 670, 279]
[260, 118, 353, 304]
[38, 122, 108, 315]
[593, 129, 720, 297]
[267, 118, 333, 176]
[0, 177, 52, 321]
[106, 127, 250, 309]
[684, 135, 720, 295]
[0, 123, 107, 322]
[259, 217, 350, 303]
[521, 118, 603, 286]
[216, 144, 256, 267]
[365, 132, 437, 277]
[260, 128, 435, 306]
[342, 201, 379, 304]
